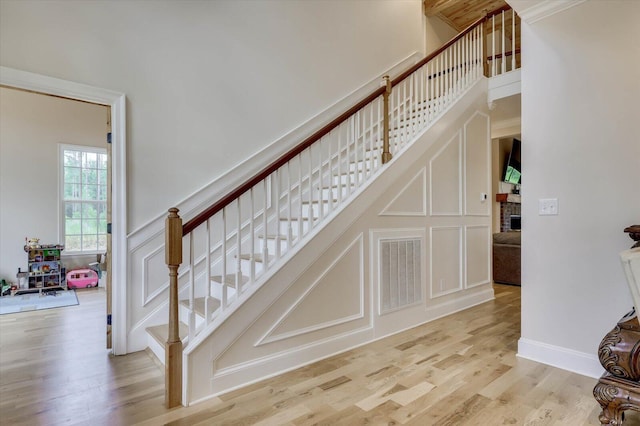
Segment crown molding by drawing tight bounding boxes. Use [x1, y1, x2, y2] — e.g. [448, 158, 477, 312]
[507, 0, 587, 24]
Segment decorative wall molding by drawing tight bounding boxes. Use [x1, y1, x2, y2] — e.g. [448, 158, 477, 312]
[463, 110, 491, 217]
[379, 168, 427, 216]
[465, 225, 491, 289]
[256, 234, 364, 346]
[430, 226, 463, 299]
[430, 131, 462, 216]
[141, 244, 167, 306]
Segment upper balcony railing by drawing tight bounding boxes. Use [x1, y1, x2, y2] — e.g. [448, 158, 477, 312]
[162, 5, 520, 407]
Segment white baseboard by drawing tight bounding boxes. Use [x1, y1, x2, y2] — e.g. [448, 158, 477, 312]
[517, 337, 604, 379]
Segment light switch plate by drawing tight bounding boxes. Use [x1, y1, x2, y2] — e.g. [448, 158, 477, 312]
[539, 198, 558, 215]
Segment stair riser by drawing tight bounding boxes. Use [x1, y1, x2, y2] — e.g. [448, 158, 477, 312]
[347, 158, 378, 172]
[279, 218, 310, 236]
[257, 236, 289, 254]
[147, 334, 166, 366]
[237, 257, 264, 277]
[316, 185, 351, 200]
[179, 303, 205, 329]
[332, 171, 368, 186]
[300, 202, 330, 218]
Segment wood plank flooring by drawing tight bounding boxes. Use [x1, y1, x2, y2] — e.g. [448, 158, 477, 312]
[1, 285, 638, 425]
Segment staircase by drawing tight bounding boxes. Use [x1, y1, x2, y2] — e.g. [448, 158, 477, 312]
[146, 118, 389, 361]
[151, 5, 520, 407]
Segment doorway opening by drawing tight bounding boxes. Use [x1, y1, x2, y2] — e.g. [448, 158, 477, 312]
[0, 66, 127, 354]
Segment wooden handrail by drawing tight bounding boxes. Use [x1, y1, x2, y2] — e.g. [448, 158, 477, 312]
[183, 6, 511, 236]
[182, 6, 512, 236]
[390, 4, 512, 87]
[183, 86, 385, 235]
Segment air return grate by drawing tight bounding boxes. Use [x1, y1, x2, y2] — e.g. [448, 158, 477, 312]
[380, 239, 422, 314]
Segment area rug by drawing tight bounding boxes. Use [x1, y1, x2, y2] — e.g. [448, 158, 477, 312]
[0, 290, 79, 315]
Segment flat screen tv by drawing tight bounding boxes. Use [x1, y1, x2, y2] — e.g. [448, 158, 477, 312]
[503, 138, 521, 185]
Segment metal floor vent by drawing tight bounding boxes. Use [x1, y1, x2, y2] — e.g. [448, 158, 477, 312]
[380, 239, 422, 314]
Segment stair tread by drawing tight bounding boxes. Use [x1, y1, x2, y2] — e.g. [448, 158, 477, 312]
[238, 253, 274, 263]
[345, 166, 375, 173]
[301, 198, 338, 205]
[211, 273, 249, 288]
[327, 181, 358, 188]
[179, 296, 220, 316]
[259, 234, 288, 240]
[280, 216, 317, 221]
[146, 322, 189, 346]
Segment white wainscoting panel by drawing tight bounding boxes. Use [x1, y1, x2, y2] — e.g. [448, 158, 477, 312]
[464, 111, 491, 216]
[430, 131, 462, 216]
[257, 235, 364, 345]
[465, 225, 491, 288]
[430, 226, 462, 298]
[379, 168, 427, 217]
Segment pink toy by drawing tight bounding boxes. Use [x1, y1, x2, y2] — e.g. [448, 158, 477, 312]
[66, 269, 99, 289]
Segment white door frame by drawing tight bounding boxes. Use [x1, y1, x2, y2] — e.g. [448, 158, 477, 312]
[1, 66, 128, 355]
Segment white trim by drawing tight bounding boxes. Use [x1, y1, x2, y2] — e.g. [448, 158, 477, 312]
[429, 226, 463, 299]
[463, 110, 491, 217]
[1, 66, 129, 355]
[465, 225, 491, 289]
[510, 0, 587, 24]
[191, 287, 495, 405]
[379, 168, 427, 217]
[256, 234, 365, 346]
[517, 337, 604, 379]
[487, 69, 521, 103]
[429, 131, 463, 217]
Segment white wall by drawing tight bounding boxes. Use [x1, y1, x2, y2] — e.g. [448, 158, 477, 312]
[519, 0, 640, 374]
[0, 87, 107, 281]
[0, 0, 424, 232]
[424, 15, 458, 54]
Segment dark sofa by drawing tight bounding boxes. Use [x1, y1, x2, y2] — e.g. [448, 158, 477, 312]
[493, 231, 521, 286]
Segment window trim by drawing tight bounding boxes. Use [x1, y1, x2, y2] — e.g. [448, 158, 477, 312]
[59, 143, 108, 255]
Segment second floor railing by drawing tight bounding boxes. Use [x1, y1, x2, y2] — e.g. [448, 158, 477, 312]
[163, 4, 520, 407]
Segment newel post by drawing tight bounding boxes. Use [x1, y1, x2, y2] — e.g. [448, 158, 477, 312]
[165, 207, 183, 408]
[381, 75, 393, 164]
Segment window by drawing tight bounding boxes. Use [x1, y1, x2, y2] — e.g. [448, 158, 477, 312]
[61, 145, 107, 253]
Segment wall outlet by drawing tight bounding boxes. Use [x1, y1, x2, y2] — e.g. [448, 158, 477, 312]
[539, 198, 559, 215]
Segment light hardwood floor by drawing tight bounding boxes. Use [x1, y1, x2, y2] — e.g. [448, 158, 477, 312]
[0, 285, 637, 425]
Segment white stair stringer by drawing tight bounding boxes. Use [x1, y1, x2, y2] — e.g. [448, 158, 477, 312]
[180, 77, 495, 405]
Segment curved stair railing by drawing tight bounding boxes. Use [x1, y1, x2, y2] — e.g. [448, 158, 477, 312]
[163, 5, 519, 407]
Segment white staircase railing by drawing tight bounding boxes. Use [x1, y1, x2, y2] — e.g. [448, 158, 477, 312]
[162, 5, 519, 407]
